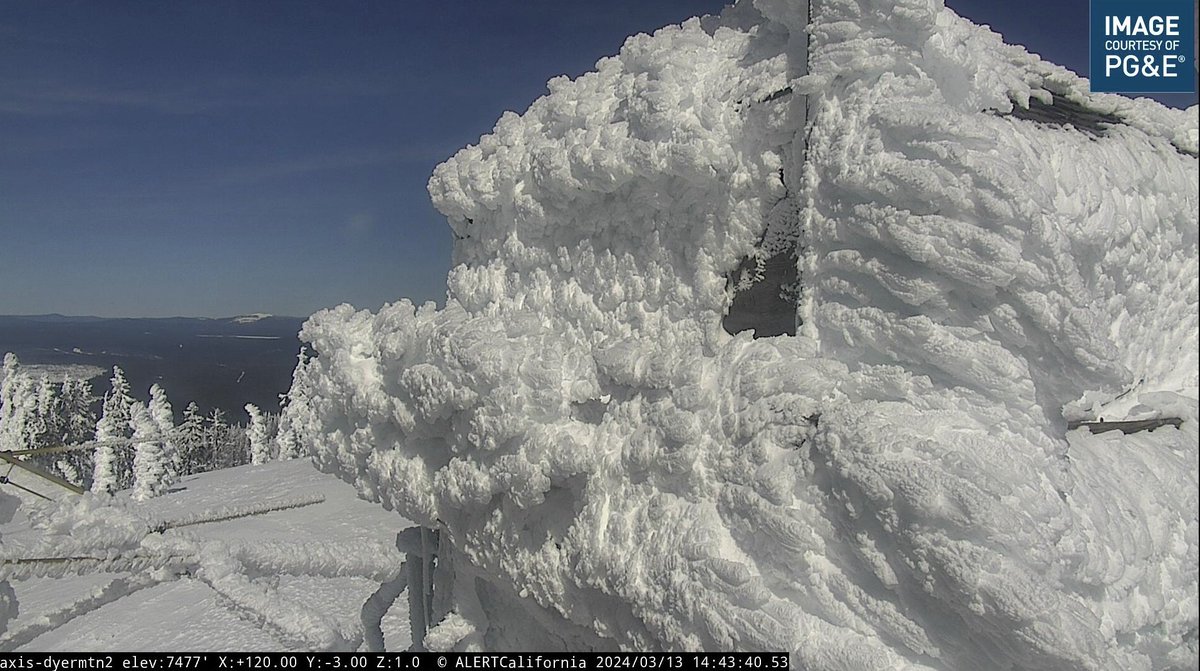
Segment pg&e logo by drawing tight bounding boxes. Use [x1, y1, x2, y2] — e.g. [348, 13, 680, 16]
[1090, 0, 1197, 93]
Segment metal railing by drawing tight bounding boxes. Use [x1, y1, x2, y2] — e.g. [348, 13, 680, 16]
[0, 439, 141, 498]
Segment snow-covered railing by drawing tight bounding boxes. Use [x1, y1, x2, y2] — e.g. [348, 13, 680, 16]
[0, 574, 163, 652]
[0, 551, 195, 581]
[0, 437, 170, 499]
[148, 493, 327, 533]
[0, 449, 86, 496]
[1, 492, 413, 652]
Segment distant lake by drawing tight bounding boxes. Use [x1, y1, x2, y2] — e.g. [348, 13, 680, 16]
[0, 314, 307, 423]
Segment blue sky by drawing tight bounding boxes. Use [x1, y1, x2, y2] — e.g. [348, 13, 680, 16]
[1, 0, 1195, 319]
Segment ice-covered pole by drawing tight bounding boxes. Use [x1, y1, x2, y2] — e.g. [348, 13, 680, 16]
[397, 526, 438, 651]
[361, 564, 408, 652]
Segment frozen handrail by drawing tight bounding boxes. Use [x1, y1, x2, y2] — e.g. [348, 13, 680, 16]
[0, 450, 85, 495]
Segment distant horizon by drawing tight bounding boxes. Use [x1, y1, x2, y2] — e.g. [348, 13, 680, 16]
[0, 310, 305, 417]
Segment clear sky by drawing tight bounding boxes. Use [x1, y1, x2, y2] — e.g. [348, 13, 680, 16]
[1, 0, 1195, 319]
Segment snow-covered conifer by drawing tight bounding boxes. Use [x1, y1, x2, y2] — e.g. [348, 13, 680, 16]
[91, 426, 120, 495]
[50, 377, 98, 487]
[203, 407, 229, 470]
[0, 355, 38, 452]
[0, 355, 14, 450]
[176, 402, 205, 475]
[279, 347, 315, 457]
[131, 403, 168, 501]
[245, 403, 271, 465]
[147, 384, 178, 486]
[274, 408, 300, 460]
[0, 353, 18, 393]
[91, 366, 135, 494]
[59, 378, 96, 445]
[33, 375, 63, 448]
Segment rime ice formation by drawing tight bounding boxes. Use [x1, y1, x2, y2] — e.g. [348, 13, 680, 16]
[285, 0, 1199, 667]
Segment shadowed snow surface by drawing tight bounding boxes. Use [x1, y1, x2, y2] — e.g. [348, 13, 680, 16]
[0, 459, 413, 652]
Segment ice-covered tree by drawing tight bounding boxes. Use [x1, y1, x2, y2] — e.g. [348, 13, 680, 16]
[205, 407, 225, 470]
[222, 423, 249, 469]
[245, 403, 272, 465]
[0, 354, 38, 452]
[59, 378, 97, 445]
[0, 352, 17, 395]
[274, 408, 300, 460]
[278, 347, 315, 459]
[91, 366, 135, 494]
[33, 375, 63, 448]
[203, 407, 235, 470]
[176, 402, 205, 475]
[147, 385, 178, 484]
[131, 404, 169, 501]
[53, 377, 97, 487]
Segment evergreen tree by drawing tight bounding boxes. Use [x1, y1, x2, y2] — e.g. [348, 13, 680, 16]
[0, 353, 18, 403]
[147, 385, 178, 486]
[278, 347, 315, 457]
[274, 408, 300, 460]
[245, 403, 272, 465]
[33, 375, 63, 449]
[21, 374, 68, 479]
[131, 404, 169, 500]
[59, 378, 97, 445]
[203, 407, 228, 472]
[0, 355, 38, 452]
[0, 355, 13, 451]
[91, 366, 135, 494]
[221, 423, 250, 469]
[176, 402, 205, 475]
[56, 378, 97, 487]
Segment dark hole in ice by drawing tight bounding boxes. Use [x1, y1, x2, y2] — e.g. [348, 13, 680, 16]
[1002, 93, 1197, 158]
[570, 398, 607, 425]
[1066, 417, 1184, 435]
[1002, 93, 1123, 137]
[722, 252, 797, 338]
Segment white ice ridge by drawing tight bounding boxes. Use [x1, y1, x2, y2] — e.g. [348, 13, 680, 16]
[285, 0, 1199, 667]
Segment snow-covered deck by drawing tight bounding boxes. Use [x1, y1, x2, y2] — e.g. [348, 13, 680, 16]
[0, 459, 413, 651]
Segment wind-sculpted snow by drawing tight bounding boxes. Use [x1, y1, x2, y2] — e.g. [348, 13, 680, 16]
[288, 0, 1198, 667]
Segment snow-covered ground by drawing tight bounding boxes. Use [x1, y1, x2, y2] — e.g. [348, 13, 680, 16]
[0, 459, 413, 651]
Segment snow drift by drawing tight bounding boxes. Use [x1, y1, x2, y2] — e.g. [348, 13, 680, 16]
[285, 0, 1199, 667]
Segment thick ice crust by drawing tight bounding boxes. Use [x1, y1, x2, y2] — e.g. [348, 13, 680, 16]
[288, 0, 1198, 667]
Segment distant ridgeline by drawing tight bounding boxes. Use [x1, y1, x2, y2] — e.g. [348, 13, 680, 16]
[0, 314, 305, 421]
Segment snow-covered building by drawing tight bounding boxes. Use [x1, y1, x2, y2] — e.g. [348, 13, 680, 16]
[286, 0, 1198, 667]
